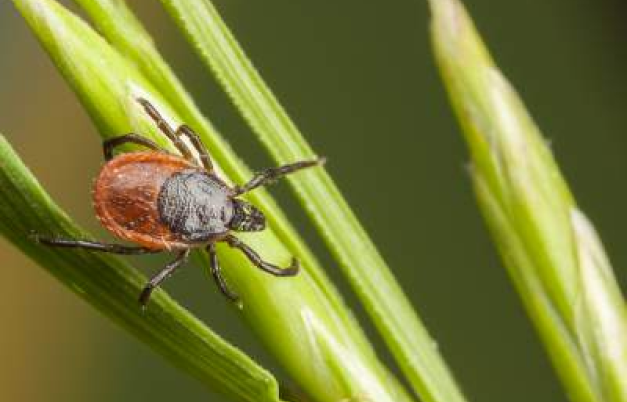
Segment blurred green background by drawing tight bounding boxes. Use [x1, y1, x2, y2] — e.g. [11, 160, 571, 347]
[1, 0, 625, 401]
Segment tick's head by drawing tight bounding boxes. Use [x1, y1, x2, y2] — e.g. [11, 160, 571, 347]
[229, 199, 266, 232]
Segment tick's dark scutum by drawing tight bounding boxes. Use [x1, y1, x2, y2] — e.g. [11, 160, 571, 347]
[158, 170, 234, 241]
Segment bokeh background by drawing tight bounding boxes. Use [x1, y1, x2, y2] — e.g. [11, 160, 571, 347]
[1, 0, 626, 401]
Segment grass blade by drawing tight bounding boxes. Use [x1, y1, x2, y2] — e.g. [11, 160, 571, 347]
[0, 134, 282, 402]
[429, 0, 627, 401]
[158, 1, 467, 401]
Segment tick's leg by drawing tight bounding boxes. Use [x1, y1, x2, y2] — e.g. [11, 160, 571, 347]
[176, 124, 214, 172]
[103, 134, 165, 161]
[35, 236, 160, 255]
[225, 235, 299, 276]
[139, 249, 190, 308]
[233, 158, 326, 196]
[136, 98, 194, 161]
[206, 243, 239, 301]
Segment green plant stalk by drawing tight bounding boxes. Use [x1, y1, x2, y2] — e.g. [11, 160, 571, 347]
[11, 0, 415, 401]
[429, 0, 627, 401]
[0, 134, 282, 402]
[158, 1, 467, 402]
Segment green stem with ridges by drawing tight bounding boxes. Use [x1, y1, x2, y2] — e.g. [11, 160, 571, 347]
[158, 1, 467, 401]
[429, 0, 627, 401]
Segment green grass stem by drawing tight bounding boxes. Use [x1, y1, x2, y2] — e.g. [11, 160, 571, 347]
[429, 1, 627, 401]
[157, 1, 468, 401]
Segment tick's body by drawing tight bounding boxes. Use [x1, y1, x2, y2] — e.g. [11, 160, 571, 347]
[38, 98, 323, 307]
[95, 152, 233, 249]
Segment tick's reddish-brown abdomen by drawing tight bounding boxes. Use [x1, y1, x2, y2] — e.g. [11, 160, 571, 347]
[93, 152, 200, 250]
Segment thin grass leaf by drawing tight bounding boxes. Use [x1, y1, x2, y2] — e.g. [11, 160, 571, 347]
[429, 0, 627, 401]
[157, 1, 467, 402]
[0, 133, 282, 402]
[11, 0, 415, 401]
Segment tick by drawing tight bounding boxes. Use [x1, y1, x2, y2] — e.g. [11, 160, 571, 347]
[36, 98, 323, 307]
